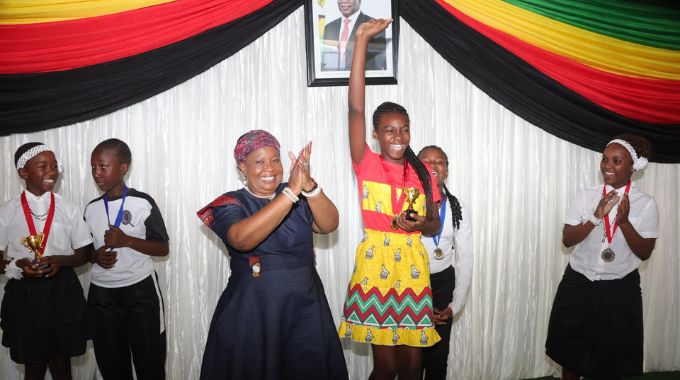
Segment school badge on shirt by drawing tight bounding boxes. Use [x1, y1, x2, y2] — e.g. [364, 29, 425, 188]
[122, 210, 133, 226]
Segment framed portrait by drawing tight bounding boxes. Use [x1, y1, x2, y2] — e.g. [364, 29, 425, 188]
[304, 0, 399, 87]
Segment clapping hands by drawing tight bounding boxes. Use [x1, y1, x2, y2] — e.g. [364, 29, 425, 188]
[595, 190, 620, 219]
[287, 142, 316, 195]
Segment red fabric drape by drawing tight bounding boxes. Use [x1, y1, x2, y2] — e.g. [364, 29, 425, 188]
[0, 0, 271, 74]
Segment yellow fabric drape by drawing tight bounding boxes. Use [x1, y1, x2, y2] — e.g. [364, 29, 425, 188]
[442, 0, 680, 80]
[0, 0, 174, 24]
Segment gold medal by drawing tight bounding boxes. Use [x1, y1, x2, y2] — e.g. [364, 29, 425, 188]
[601, 248, 615, 263]
[433, 247, 444, 260]
[391, 217, 398, 230]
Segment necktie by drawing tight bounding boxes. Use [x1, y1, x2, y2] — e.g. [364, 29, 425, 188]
[339, 18, 352, 68]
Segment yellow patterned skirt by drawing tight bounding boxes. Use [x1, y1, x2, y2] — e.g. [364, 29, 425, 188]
[338, 229, 440, 347]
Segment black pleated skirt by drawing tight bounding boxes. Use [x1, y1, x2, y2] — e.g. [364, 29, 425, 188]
[1, 267, 87, 364]
[546, 265, 643, 377]
[200, 266, 348, 380]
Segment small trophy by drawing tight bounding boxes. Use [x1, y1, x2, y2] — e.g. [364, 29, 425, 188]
[403, 187, 421, 221]
[391, 187, 421, 229]
[21, 233, 48, 268]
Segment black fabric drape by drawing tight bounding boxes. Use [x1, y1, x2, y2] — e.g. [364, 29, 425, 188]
[0, 0, 303, 137]
[400, 0, 680, 163]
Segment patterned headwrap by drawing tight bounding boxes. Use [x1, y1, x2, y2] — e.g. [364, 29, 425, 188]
[233, 130, 280, 162]
[14, 142, 63, 173]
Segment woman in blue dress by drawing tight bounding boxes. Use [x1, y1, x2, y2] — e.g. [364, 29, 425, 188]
[197, 130, 348, 380]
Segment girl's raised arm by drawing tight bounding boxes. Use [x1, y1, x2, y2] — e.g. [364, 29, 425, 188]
[348, 19, 392, 164]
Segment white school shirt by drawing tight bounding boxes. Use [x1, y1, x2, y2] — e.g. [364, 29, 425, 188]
[565, 182, 658, 281]
[0, 190, 92, 279]
[84, 189, 169, 288]
[422, 199, 474, 315]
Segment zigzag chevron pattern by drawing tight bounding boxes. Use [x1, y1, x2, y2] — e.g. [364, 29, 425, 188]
[343, 284, 434, 328]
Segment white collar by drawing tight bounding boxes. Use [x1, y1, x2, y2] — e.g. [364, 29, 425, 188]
[604, 181, 636, 196]
[343, 11, 360, 25]
[24, 189, 51, 202]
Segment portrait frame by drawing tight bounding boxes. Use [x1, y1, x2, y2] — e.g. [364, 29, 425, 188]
[304, 0, 399, 87]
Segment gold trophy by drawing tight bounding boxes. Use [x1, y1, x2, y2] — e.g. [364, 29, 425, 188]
[21, 233, 47, 267]
[403, 187, 421, 221]
[391, 187, 421, 229]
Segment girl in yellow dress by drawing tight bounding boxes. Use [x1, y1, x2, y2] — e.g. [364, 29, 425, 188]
[338, 19, 441, 380]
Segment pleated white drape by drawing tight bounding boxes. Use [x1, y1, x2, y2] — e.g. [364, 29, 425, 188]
[1, 8, 679, 380]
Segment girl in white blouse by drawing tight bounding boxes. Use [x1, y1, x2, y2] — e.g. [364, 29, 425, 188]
[546, 134, 658, 380]
[418, 146, 473, 380]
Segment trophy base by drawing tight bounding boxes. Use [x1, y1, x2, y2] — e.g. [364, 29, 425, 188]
[32, 259, 49, 270]
[404, 210, 418, 222]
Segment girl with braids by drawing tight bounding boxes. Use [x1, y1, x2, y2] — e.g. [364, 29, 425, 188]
[546, 134, 658, 380]
[417, 146, 473, 380]
[338, 19, 442, 380]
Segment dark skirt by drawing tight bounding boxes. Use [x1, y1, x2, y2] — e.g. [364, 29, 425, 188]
[1, 267, 87, 364]
[546, 265, 643, 377]
[200, 265, 348, 380]
[422, 265, 456, 380]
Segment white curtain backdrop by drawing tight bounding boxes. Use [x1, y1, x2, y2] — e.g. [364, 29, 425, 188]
[1, 8, 678, 380]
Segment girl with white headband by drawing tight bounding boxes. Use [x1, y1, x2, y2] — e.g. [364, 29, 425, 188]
[546, 134, 659, 380]
[0, 142, 93, 380]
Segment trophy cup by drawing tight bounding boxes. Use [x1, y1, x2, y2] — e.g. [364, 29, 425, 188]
[21, 233, 48, 268]
[403, 187, 421, 221]
[392, 187, 421, 229]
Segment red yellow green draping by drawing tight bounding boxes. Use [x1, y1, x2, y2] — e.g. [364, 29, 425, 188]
[0, 0, 272, 73]
[436, 0, 680, 124]
[503, 0, 680, 51]
[1, 0, 679, 162]
[441, 0, 680, 80]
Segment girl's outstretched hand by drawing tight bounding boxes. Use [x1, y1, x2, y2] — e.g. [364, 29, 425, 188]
[354, 18, 392, 41]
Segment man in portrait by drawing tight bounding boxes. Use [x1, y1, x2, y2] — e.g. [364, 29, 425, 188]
[320, 0, 387, 71]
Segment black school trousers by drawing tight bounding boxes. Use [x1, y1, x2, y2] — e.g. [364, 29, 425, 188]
[88, 273, 166, 380]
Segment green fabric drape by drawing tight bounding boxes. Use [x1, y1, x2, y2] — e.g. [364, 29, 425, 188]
[503, 0, 680, 50]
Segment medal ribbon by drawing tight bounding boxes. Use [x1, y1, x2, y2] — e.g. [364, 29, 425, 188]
[432, 194, 447, 247]
[20, 191, 56, 256]
[602, 181, 631, 244]
[104, 186, 128, 228]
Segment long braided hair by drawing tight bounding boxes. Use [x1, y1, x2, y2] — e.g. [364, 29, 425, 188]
[418, 145, 463, 233]
[372, 102, 436, 217]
